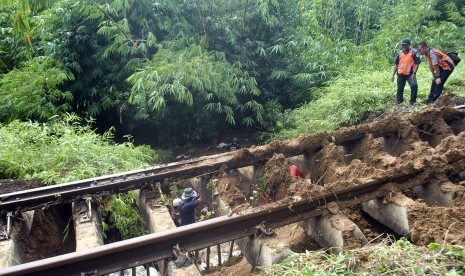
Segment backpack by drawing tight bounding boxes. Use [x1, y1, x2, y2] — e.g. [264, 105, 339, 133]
[446, 51, 461, 66]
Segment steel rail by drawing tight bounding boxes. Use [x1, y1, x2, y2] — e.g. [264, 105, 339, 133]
[0, 134, 328, 212]
[0, 107, 463, 213]
[0, 165, 435, 276]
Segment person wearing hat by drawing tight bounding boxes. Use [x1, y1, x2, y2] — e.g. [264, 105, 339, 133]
[180, 188, 200, 226]
[391, 38, 421, 105]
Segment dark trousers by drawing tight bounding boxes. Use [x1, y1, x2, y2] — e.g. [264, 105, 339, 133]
[397, 74, 418, 104]
[427, 69, 453, 103]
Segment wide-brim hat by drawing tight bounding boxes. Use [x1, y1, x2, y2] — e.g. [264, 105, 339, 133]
[181, 188, 198, 200]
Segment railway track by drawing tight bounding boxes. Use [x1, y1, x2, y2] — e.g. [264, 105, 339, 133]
[1, 107, 463, 213]
[0, 106, 464, 275]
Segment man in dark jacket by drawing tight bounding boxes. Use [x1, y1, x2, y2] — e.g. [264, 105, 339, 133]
[180, 188, 200, 226]
[391, 39, 421, 105]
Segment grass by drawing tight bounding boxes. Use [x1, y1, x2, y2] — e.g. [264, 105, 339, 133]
[259, 237, 465, 275]
[0, 114, 156, 184]
[275, 63, 465, 140]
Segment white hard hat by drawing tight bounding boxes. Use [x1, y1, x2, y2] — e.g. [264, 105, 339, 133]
[173, 198, 182, 207]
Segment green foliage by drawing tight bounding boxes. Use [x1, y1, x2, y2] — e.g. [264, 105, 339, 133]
[169, 181, 184, 200]
[0, 114, 155, 184]
[127, 44, 264, 141]
[207, 178, 219, 202]
[428, 242, 465, 262]
[276, 48, 465, 140]
[199, 210, 214, 222]
[0, 57, 73, 122]
[105, 192, 147, 240]
[276, 71, 393, 139]
[2, 0, 465, 145]
[261, 99, 285, 132]
[0, 114, 155, 239]
[260, 237, 465, 275]
[252, 171, 272, 207]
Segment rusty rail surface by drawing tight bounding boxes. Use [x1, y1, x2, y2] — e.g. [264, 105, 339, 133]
[0, 163, 447, 276]
[1, 107, 463, 213]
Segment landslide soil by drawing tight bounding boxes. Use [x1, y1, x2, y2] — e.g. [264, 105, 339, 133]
[213, 105, 465, 252]
[0, 179, 44, 225]
[0, 180, 76, 262]
[22, 205, 76, 262]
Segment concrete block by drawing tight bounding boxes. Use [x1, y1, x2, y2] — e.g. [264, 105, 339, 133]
[412, 182, 459, 207]
[163, 261, 199, 276]
[135, 189, 176, 233]
[188, 177, 212, 205]
[0, 211, 34, 268]
[237, 166, 255, 183]
[300, 213, 368, 254]
[215, 195, 300, 268]
[238, 164, 263, 185]
[361, 194, 413, 237]
[72, 201, 104, 251]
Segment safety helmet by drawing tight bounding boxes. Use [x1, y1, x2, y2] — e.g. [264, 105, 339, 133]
[401, 39, 411, 46]
[173, 198, 183, 207]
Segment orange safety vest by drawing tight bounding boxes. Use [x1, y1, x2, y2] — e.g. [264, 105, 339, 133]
[426, 48, 454, 72]
[397, 49, 417, 75]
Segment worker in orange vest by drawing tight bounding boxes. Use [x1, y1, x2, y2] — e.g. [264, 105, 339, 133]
[417, 41, 457, 104]
[391, 38, 421, 105]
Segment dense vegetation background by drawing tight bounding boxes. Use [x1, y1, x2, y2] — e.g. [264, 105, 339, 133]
[1, 0, 465, 239]
[2, 0, 465, 146]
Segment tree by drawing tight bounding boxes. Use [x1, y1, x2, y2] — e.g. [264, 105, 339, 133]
[0, 57, 73, 122]
[127, 43, 263, 142]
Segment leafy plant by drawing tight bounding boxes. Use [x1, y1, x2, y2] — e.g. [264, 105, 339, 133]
[127, 43, 264, 141]
[252, 171, 273, 207]
[103, 192, 147, 240]
[276, 71, 393, 139]
[0, 57, 73, 122]
[207, 178, 219, 202]
[0, 114, 156, 184]
[199, 211, 214, 222]
[261, 237, 465, 275]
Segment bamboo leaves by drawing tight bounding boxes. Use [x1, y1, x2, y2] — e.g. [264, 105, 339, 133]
[0, 57, 73, 122]
[127, 44, 263, 129]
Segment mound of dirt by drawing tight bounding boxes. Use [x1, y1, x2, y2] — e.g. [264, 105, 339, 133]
[409, 204, 465, 245]
[0, 179, 43, 194]
[217, 172, 250, 209]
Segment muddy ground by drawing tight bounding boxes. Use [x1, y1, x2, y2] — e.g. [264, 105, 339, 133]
[0, 179, 43, 194]
[212, 104, 465, 251]
[22, 205, 76, 263]
[204, 103, 465, 274]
